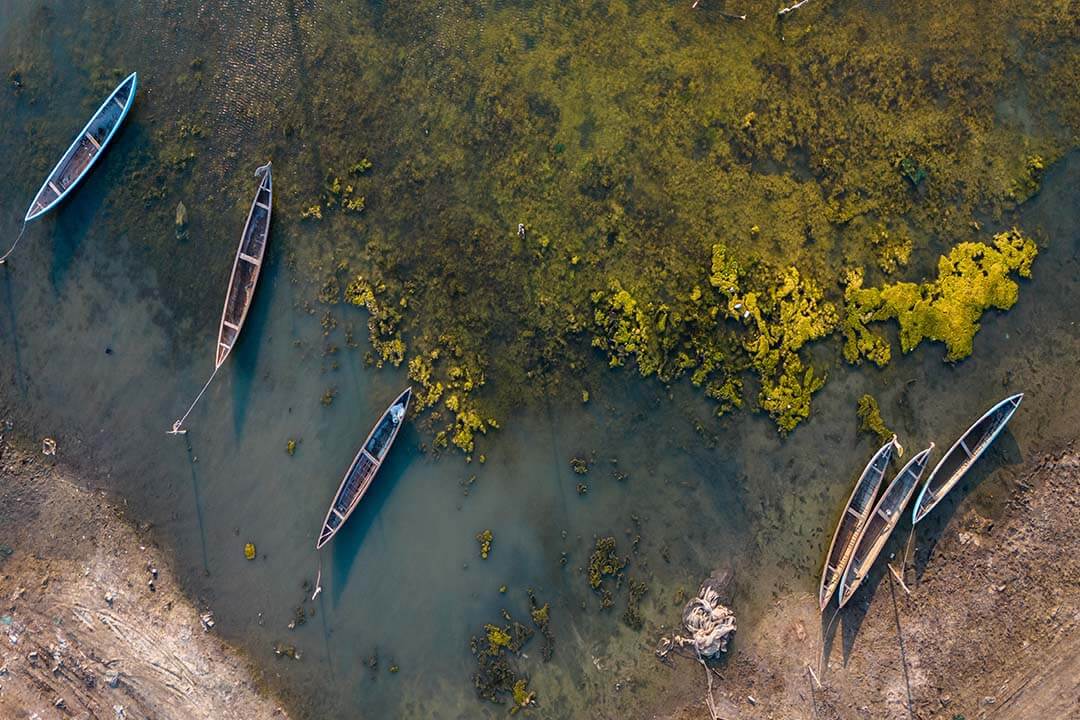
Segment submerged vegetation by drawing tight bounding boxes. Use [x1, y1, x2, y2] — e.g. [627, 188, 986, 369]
[470, 593, 552, 712]
[278, 0, 1071, 453]
[856, 395, 894, 445]
[2, 2, 1072, 455]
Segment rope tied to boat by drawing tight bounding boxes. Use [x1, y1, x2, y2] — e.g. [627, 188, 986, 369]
[0, 221, 29, 265]
[167, 364, 221, 435]
[254, 161, 271, 179]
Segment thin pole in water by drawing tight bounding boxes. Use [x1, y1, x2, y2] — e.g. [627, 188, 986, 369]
[167, 364, 221, 435]
[0, 221, 29, 265]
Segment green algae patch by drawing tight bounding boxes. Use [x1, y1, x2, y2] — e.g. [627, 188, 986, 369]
[476, 529, 494, 560]
[273, 0, 1069, 449]
[843, 230, 1038, 364]
[470, 597, 550, 711]
[856, 395, 894, 445]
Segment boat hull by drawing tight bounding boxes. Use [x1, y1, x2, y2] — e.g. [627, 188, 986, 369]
[316, 387, 412, 549]
[25, 72, 137, 222]
[912, 394, 1022, 524]
[819, 437, 896, 611]
[216, 163, 272, 368]
[838, 445, 934, 607]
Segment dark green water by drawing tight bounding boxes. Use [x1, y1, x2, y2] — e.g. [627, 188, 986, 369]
[1, 2, 1078, 718]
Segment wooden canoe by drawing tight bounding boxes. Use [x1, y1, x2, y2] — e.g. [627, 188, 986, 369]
[818, 437, 897, 611]
[317, 387, 412, 550]
[838, 444, 934, 607]
[216, 162, 272, 368]
[25, 72, 137, 222]
[911, 393, 1022, 525]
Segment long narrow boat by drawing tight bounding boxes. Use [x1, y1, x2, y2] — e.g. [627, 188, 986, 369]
[168, 162, 272, 434]
[216, 162, 272, 367]
[0, 72, 137, 265]
[818, 436, 897, 611]
[838, 444, 934, 607]
[911, 393, 1023, 524]
[317, 387, 412, 549]
[27, 73, 138, 222]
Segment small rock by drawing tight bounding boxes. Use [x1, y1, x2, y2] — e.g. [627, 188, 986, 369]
[105, 671, 120, 688]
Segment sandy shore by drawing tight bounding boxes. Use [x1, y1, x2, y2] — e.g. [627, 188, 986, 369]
[0, 439, 288, 720]
[2, 431, 1077, 720]
[655, 445, 1079, 720]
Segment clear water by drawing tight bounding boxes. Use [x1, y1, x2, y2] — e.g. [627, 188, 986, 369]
[1, 2, 1078, 718]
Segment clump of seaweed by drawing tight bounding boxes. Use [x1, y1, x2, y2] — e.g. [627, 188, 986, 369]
[586, 536, 627, 610]
[856, 394, 893, 444]
[470, 608, 540, 712]
[622, 577, 648, 631]
[476, 529, 493, 559]
[528, 589, 554, 661]
[843, 229, 1038, 364]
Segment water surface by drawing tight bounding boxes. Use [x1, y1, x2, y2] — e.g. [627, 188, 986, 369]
[1, 2, 1078, 718]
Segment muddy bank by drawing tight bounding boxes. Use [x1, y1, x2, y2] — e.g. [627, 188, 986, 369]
[657, 446, 1079, 720]
[0, 439, 287, 720]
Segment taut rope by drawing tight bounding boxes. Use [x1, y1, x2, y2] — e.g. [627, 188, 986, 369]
[0, 221, 29, 265]
[167, 364, 221, 434]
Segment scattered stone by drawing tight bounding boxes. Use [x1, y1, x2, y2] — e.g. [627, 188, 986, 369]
[42, 437, 57, 456]
[174, 201, 188, 240]
[105, 671, 120, 688]
[200, 611, 215, 632]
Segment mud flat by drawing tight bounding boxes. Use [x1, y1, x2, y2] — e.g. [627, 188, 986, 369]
[658, 447, 1080, 720]
[0, 439, 287, 720]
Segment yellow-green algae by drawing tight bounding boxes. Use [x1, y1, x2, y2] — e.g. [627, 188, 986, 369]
[843, 230, 1038, 364]
[82, 0, 1066, 452]
[856, 394, 894, 445]
[276, 1, 1071, 451]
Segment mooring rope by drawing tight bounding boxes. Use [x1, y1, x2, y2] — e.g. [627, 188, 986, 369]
[311, 554, 323, 601]
[0, 221, 29, 265]
[167, 364, 221, 434]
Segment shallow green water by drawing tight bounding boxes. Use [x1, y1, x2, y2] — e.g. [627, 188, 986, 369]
[0, 2, 1078, 718]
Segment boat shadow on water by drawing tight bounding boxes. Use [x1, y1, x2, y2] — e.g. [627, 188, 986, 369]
[227, 245, 279, 438]
[909, 431, 1023, 583]
[327, 424, 415, 608]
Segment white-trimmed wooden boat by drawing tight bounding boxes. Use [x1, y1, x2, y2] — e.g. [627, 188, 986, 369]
[838, 444, 934, 607]
[317, 387, 412, 549]
[26, 72, 137, 222]
[216, 162, 272, 367]
[911, 393, 1022, 524]
[818, 436, 897, 611]
[167, 162, 272, 434]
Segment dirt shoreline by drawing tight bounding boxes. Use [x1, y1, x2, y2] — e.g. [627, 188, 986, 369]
[0, 438, 287, 720]
[658, 445, 1079, 720]
[1, 432, 1077, 720]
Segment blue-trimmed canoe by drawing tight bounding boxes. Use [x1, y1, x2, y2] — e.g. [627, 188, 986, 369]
[316, 387, 412, 549]
[24, 72, 137, 222]
[838, 444, 934, 607]
[819, 436, 897, 611]
[912, 393, 1023, 525]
